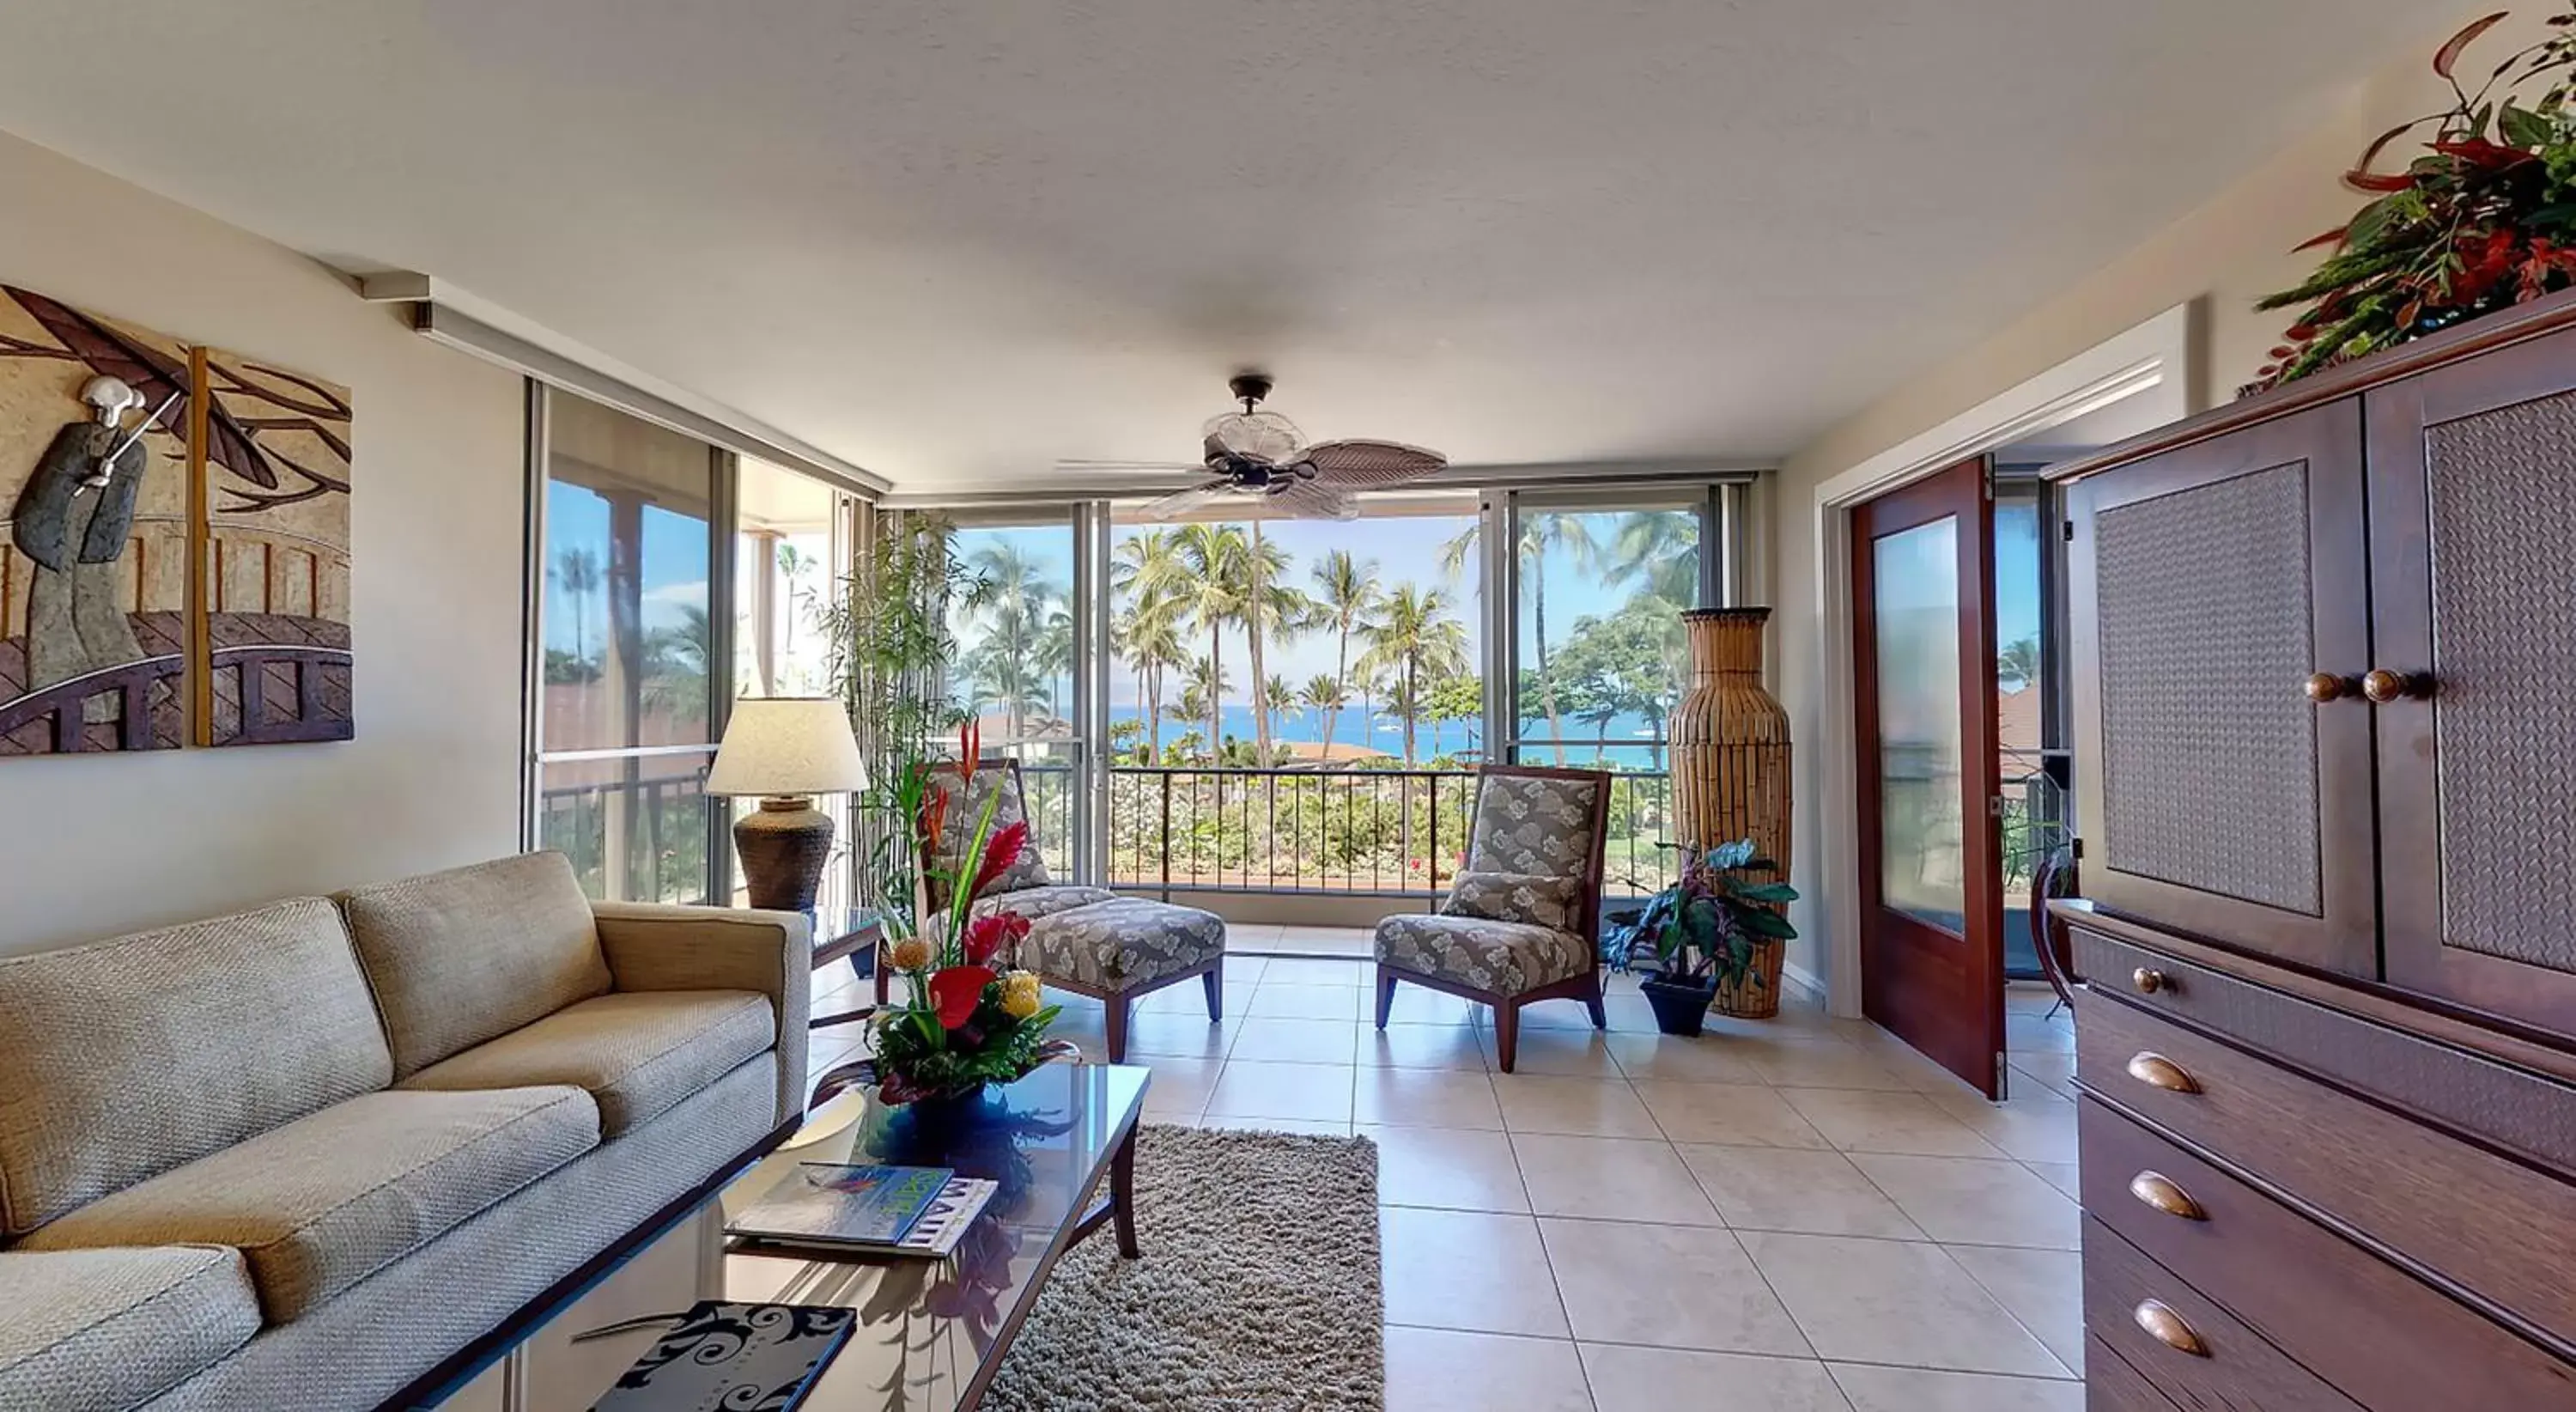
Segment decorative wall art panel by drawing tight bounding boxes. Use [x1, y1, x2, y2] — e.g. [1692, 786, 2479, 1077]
[198, 347, 353, 746]
[0, 288, 193, 755]
[0, 285, 352, 758]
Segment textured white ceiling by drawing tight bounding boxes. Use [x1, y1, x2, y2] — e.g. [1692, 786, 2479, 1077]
[0, 2, 2444, 490]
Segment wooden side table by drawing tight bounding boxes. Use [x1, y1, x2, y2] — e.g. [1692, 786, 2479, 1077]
[809, 908, 884, 1032]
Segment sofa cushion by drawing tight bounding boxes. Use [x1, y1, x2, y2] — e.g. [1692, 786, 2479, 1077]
[0, 898, 392, 1238]
[339, 852, 612, 1077]
[1018, 897, 1225, 993]
[396, 990, 775, 1136]
[21, 1088, 597, 1323]
[0, 1245, 261, 1412]
[1376, 913, 1595, 997]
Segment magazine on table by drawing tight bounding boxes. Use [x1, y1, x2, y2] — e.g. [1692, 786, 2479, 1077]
[727, 1164, 998, 1257]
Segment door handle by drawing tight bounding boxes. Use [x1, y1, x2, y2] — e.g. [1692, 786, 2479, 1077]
[2362, 668, 2434, 703]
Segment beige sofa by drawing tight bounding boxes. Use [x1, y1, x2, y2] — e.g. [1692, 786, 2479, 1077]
[0, 852, 811, 1412]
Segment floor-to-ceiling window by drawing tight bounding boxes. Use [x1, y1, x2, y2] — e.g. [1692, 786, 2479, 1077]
[1104, 496, 1485, 895]
[726, 456, 856, 910]
[532, 391, 726, 904]
[946, 510, 1084, 871]
[1504, 486, 1730, 897]
[1994, 468, 2069, 976]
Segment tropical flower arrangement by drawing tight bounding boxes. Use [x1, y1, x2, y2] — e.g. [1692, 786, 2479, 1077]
[870, 721, 1069, 1105]
[2252, 9, 2576, 391]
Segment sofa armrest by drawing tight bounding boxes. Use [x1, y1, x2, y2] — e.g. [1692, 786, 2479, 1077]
[592, 903, 811, 1124]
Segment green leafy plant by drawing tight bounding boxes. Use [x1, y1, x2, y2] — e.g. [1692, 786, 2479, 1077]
[1605, 840, 1798, 995]
[820, 512, 972, 934]
[2252, 9, 2576, 390]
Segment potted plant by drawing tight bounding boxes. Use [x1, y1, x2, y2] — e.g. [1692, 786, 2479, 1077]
[866, 721, 1074, 1107]
[1607, 840, 1799, 1037]
[2251, 8, 2576, 391]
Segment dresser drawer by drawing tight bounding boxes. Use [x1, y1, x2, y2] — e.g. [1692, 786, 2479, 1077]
[2087, 1335, 2183, 1412]
[2077, 990, 2576, 1356]
[2070, 924, 2576, 1184]
[2084, 1215, 2360, 1411]
[2080, 1098, 2576, 1409]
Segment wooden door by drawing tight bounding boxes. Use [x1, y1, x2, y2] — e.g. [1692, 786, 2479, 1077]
[2367, 326, 2576, 1034]
[2066, 400, 2379, 977]
[1853, 457, 2006, 1096]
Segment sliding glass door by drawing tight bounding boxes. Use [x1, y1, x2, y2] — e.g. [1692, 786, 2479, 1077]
[532, 392, 727, 904]
[946, 508, 1088, 876]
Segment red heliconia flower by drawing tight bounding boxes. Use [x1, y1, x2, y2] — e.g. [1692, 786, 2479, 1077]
[960, 718, 981, 774]
[916, 770, 951, 851]
[928, 965, 996, 1029]
[971, 819, 1028, 898]
[962, 910, 1030, 965]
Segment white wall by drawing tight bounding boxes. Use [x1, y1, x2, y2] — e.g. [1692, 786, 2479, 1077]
[0, 129, 526, 955]
[1765, 5, 2541, 995]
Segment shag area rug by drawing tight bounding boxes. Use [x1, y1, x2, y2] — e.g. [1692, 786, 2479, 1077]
[982, 1125, 1382, 1411]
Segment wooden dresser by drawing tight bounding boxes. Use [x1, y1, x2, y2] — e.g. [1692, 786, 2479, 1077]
[2054, 289, 2576, 1410]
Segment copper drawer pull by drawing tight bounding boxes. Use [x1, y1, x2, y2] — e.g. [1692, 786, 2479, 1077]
[2129, 1171, 2207, 1220]
[2134, 1299, 2209, 1356]
[2131, 967, 2168, 995]
[2126, 1051, 2202, 1094]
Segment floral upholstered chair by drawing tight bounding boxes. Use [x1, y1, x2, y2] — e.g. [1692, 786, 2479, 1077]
[884, 758, 1226, 1062]
[1373, 764, 1613, 1073]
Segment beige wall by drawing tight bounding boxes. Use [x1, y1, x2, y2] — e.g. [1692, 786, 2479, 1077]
[0, 129, 526, 955]
[1765, 6, 2531, 993]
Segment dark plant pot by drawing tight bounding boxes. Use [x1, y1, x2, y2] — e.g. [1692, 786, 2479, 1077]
[1641, 976, 1718, 1037]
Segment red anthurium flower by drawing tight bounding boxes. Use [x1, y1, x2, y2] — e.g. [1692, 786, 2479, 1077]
[971, 820, 1028, 898]
[928, 965, 996, 1029]
[962, 910, 1030, 965]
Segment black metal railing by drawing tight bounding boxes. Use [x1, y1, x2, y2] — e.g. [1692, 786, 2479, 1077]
[537, 772, 716, 905]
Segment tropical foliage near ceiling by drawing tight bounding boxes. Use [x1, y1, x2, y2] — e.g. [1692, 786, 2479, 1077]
[2252, 9, 2576, 391]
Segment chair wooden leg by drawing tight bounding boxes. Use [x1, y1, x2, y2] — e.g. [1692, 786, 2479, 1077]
[1201, 965, 1223, 1021]
[1105, 996, 1130, 1064]
[1494, 1001, 1520, 1074]
[1374, 968, 1398, 1029]
[1584, 971, 1607, 1031]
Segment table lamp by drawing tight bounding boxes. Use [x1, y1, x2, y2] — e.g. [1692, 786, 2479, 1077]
[705, 697, 866, 912]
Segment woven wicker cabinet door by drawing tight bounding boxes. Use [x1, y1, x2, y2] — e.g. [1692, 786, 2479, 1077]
[2069, 399, 2379, 976]
[2370, 328, 2576, 1035]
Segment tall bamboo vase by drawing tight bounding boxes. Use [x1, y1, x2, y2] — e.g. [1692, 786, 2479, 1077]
[1669, 607, 1792, 1018]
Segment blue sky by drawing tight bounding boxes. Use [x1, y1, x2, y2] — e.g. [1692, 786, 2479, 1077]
[541, 481, 713, 653]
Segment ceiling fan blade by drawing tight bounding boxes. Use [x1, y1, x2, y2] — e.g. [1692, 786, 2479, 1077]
[1299, 439, 1447, 488]
[1054, 459, 1218, 473]
[1139, 478, 1242, 520]
[1267, 477, 1362, 520]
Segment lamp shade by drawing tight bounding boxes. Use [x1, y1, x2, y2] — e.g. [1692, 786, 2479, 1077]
[704, 697, 866, 798]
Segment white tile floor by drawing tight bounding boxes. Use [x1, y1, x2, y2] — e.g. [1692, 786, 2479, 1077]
[808, 940, 2085, 1412]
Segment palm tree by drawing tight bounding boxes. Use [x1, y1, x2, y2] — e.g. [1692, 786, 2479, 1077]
[1358, 582, 1470, 765]
[552, 547, 603, 673]
[1143, 524, 1249, 762]
[1262, 673, 1298, 759]
[774, 542, 817, 659]
[1032, 606, 1075, 721]
[1442, 514, 1597, 764]
[1237, 520, 1311, 762]
[1299, 673, 1349, 758]
[1998, 636, 2042, 691]
[1607, 510, 1699, 611]
[1308, 548, 1382, 762]
[957, 540, 1063, 742]
[641, 605, 712, 724]
[1113, 598, 1184, 756]
[1176, 654, 1236, 759]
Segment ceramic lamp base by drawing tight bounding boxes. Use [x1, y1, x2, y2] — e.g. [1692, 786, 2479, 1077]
[733, 795, 834, 912]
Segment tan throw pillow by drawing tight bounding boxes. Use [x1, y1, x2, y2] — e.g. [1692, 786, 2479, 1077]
[1442, 870, 1583, 932]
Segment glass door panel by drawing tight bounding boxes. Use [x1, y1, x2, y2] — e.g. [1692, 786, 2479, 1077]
[1871, 516, 1965, 934]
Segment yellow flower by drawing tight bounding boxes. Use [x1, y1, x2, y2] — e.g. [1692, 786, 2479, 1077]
[887, 937, 934, 972]
[999, 970, 1043, 1019]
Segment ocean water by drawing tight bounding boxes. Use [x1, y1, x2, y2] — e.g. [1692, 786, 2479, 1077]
[1100, 703, 1669, 769]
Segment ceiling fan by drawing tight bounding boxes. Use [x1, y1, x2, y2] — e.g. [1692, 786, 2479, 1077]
[1064, 374, 1449, 521]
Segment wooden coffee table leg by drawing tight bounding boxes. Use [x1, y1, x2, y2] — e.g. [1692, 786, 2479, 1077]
[1111, 1122, 1141, 1259]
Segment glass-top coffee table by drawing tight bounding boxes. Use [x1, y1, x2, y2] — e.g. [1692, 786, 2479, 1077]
[399, 1062, 1151, 1412]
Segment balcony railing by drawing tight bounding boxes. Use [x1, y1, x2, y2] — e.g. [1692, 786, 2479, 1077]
[1006, 763, 1686, 901]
